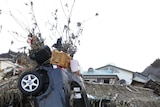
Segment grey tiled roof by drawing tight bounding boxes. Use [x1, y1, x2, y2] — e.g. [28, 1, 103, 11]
[0, 50, 19, 62]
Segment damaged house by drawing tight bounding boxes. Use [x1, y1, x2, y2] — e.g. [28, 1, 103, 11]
[131, 72, 149, 87]
[0, 50, 23, 80]
[142, 58, 160, 82]
[142, 58, 160, 96]
[129, 59, 160, 96]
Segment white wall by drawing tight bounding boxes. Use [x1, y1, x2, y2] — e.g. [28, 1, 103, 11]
[116, 69, 133, 84]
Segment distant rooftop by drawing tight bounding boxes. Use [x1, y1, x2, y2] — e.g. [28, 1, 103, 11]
[83, 69, 117, 76]
[96, 64, 135, 73]
[0, 50, 20, 62]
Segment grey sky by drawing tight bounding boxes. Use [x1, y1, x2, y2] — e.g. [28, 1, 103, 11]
[0, 0, 160, 72]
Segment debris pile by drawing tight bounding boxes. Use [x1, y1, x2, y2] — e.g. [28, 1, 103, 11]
[85, 82, 160, 107]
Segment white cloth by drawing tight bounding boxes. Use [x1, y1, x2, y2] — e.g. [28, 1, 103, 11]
[70, 59, 79, 72]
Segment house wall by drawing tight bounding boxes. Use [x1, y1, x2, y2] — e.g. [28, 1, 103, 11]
[84, 65, 134, 85]
[116, 69, 133, 84]
[84, 78, 117, 84]
[98, 69, 133, 84]
[97, 65, 134, 84]
[83, 75, 118, 84]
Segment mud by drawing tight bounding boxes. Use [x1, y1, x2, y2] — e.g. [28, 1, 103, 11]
[85, 82, 160, 107]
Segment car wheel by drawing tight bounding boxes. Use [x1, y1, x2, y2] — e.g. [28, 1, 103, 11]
[18, 71, 43, 96]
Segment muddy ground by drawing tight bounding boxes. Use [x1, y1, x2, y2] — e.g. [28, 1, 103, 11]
[85, 82, 160, 107]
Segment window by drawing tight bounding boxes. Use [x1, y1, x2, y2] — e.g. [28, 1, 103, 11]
[104, 79, 110, 83]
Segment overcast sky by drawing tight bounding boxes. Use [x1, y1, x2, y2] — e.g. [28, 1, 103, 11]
[0, 0, 160, 72]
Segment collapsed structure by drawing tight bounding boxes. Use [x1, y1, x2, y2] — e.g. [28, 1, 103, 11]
[0, 46, 160, 107]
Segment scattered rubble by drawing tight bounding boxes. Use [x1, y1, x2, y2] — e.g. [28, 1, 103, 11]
[85, 82, 160, 107]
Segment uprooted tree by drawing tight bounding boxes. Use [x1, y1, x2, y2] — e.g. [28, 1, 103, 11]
[0, 0, 98, 70]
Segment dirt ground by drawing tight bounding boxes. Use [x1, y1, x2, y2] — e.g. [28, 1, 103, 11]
[84, 82, 160, 107]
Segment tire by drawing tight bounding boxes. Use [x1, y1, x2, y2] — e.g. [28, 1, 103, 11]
[18, 71, 43, 96]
